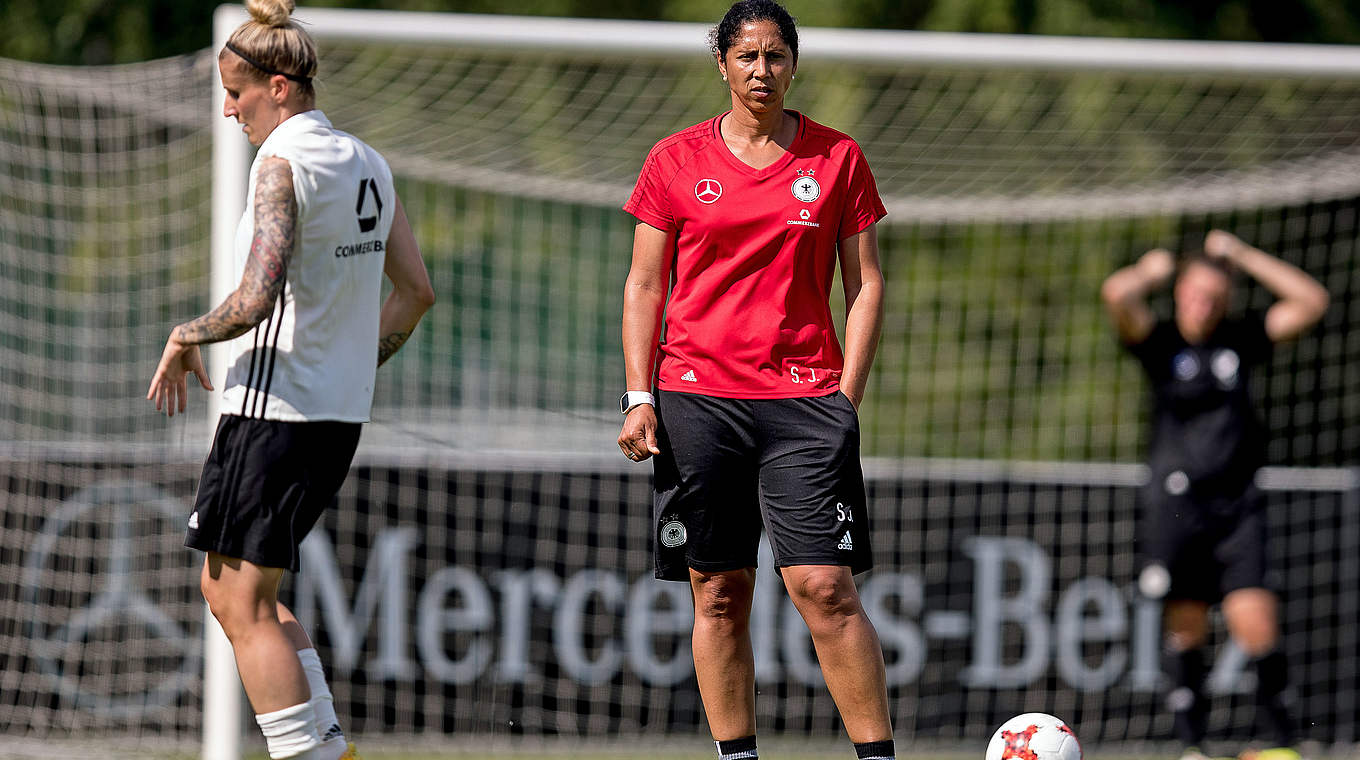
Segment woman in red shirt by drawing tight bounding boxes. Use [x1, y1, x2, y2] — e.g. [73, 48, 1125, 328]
[617, 2, 892, 759]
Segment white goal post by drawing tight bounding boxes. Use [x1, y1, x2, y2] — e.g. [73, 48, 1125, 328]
[203, 6, 1360, 758]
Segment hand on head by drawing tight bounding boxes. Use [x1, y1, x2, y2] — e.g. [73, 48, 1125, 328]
[1138, 248, 1176, 285]
[1204, 229, 1244, 262]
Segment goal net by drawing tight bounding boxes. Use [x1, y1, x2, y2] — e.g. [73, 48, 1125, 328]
[1, 7, 1359, 756]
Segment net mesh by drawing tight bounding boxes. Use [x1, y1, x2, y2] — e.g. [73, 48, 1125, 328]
[4, 38, 1360, 463]
[320, 44, 1360, 220]
[1, 14, 1359, 755]
[0, 54, 211, 447]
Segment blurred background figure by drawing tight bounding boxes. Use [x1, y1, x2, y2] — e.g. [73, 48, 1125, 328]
[1101, 231, 1329, 760]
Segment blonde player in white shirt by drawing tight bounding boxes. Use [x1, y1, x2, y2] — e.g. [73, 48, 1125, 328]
[147, 2, 434, 758]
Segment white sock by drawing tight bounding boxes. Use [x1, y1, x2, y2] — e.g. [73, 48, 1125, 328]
[255, 702, 321, 760]
[296, 648, 343, 741]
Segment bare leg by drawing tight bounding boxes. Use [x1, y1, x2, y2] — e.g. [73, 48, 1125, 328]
[277, 602, 315, 651]
[781, 565, 891, 743]
[200, 553, 309, 713]
[1164, 599, 1211, 651]
[689, 568, 757, 741]
[277, 601, 351, 759]
[1222, 588, 1278, 656]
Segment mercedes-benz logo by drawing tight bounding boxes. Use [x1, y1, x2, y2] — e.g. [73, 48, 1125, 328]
[694, 178, 723, 204]
[19, 479, 200, 718]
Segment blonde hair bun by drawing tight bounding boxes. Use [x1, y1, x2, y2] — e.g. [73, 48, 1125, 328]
[245, 0, 297, 28]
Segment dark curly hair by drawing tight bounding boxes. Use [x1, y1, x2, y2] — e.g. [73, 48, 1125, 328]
[708, 0, 799, 62]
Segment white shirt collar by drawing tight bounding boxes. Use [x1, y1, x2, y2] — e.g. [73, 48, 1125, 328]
[259, 109, 331, 153]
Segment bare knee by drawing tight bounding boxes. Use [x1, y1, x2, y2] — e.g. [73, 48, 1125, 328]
[200, 557, 281, 641]
[787, 568, 862, 627]
[203, 585, 260, 641]
[1223, 589, 1278, 656]
[1232, 623, 1277, 656]
[1163, 599, 1210, 651]
[199, 561, 231, 620]
[690, 570, 754, 631]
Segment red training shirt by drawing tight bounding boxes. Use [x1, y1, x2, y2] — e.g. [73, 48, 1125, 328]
[624, 110, 887, 399]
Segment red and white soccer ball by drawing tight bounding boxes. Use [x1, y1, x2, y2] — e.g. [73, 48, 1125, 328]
[984, 713, 1083, 760]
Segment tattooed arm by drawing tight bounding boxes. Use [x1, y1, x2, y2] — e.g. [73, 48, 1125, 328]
[147, 157, 297, 415]
[377, 195, 435, 367]
[180, 157, 296, 344]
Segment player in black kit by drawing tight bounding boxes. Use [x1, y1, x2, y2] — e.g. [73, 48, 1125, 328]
[1102, 230, 1329, 760]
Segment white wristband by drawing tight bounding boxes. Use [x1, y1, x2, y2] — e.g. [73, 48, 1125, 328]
[620, 390, 656, 414]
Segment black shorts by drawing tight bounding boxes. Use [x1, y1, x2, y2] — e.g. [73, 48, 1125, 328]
[186, 414, 361, 572]
[651, 388, 872, 582]
[1138, 477, 1269, 603]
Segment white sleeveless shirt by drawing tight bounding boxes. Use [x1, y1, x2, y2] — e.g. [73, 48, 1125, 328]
[221, 110, 394, 422]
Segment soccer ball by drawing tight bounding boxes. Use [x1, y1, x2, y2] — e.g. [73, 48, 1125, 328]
[984, 713, 1082, 760]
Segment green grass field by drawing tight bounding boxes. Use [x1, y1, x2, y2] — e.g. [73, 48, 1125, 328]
[233, 752, 1159, 760]
[239, 752, 974, 760]
[83, 734, 1331, 760]
[72, 736, 1213, 760]
[227, 741, 1173, 760]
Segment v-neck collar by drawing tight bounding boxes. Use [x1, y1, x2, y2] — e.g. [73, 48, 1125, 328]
[711, 109, 805, 179]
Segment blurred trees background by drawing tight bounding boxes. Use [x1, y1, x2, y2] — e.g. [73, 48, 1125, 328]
[4, 0, 1360, 65]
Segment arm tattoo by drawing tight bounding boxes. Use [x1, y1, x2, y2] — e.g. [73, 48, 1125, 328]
[175, 157, 297, 345]
[377, 330, 411, 367]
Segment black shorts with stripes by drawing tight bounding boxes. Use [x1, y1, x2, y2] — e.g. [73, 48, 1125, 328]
[185, 414, 361, 572]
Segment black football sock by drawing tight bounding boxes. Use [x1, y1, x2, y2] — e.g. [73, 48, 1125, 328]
[1253, 649, 1296, 747]
[854, 739, 895, 760]
[716, 735, 757, 760]
[1164, 645, 1208, 747]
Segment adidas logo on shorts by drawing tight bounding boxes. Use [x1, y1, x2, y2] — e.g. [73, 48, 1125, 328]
[680, 370, 697, 382]
[187, 511, 199, 530]
[838, 531, 854, 550]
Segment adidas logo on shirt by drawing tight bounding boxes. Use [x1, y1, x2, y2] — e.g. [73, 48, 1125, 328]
[680, 370, 697, 382]
[187, 512, 199, 530]
[838, 531, 854, 550]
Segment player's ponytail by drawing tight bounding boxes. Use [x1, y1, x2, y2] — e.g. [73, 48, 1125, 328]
[247, 0, 294, 27]
[223, 0, 318, 99]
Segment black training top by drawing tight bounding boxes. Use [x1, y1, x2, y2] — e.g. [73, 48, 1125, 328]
[1126, 314, 1273, 497]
